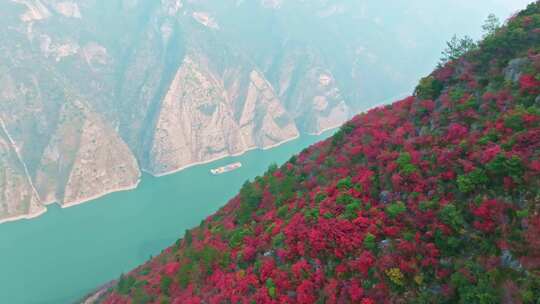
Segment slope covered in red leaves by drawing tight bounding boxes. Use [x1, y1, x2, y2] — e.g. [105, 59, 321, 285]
[97, 3, 540, 303]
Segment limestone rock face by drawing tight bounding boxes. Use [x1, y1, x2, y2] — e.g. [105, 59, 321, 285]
[62, 115, 140, 206]
[35, 101, 140, 207]
[237, 70, 298, 148]
[147, 56, 299, 175]
[53, 2, 81, 18]
[11, 0, 51, 22]
[148, 56, 247, 174]
[0, 121, 44, 222]
[286, 67, 349, 134]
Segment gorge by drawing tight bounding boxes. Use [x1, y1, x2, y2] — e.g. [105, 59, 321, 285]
[0, 0, 528, 223]
[1, 1, 537, 303]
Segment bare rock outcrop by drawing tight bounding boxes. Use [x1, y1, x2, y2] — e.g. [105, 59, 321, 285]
[147, 56, 299, 176]
[0, 121, 45, 223]
[148, 56, 246, 174]
[35, 101, 140, 207]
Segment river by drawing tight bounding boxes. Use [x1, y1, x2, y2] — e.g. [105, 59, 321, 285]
[0, 132, 333, 304]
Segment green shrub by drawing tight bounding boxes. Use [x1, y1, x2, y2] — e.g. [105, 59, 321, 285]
[272, 233, 285, 248]
[277, 205, 289, 219]
[343, 200, 361, 220]
[160, 276, 172, 295]
[396, 152, 418, 175]
[487, 154, 524, 182]
[504, 114, 525, 131]
[117, 274, 136, 295]
[315, 192, 327, 203]
[237, 181, 263, 225]
[419, 200, 439, 211]
[457, 168, 488, 193]
[304, 208, 319, 221]
[439, 203, 465, 230]
[363, 233, 376, 251]
[229, 228, 250, 248]
[177, 262, 194, 289]
[337, 177, 353, 190]
[386, 201, 407, 219]
[266, 278, 277, 299]
[336, 193, 355, 205]
[132, 285, 152, 304]
[415, 76, 444, 100]
[332, 123, 355, 146]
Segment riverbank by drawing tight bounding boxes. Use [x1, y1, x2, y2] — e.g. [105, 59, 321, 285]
[0, 206, 47, 225]
[61, 180, 142, 209]
[0, 134, 301, 225]
[80, 280, 117, 304]
[308, 124, 340, 136]
[150, 133, 301, 177]
[0, 180, 142, 225]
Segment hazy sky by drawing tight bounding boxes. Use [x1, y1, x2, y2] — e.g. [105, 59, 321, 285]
[463, 0, 535, 32]
[450, 0, 535, 44]
[493, 0, 535, 12]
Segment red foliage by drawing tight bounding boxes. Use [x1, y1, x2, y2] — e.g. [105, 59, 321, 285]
[446, 123, 468, 142]
[471, 200, 507, 233]
[99, 6, 540, 303]
[434, 64, 455, 81]
[520, 74, 540, 93]
[357, 251, 376, 276]
[164, 262, 180, 276]
[297, 280, 317, 304]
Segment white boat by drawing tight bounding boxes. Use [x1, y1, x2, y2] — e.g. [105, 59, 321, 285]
[211, 162, 242, 175]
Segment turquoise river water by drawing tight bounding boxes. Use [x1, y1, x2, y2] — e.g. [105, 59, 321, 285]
[0, 132, 332, 304]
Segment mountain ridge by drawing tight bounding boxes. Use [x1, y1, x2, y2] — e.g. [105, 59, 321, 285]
[87, 2, 540, 303]
[0, 1, 530, 223]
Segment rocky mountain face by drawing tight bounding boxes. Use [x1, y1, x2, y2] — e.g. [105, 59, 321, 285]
[0, 0, 522, 222]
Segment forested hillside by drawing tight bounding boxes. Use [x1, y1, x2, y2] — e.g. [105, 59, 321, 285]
[94, 2, 540, 303]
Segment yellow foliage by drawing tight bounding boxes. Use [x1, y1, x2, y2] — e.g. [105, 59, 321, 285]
[385, 268, 405, 286]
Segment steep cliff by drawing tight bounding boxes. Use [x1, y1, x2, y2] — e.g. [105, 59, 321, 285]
[146, 56, 299, 176]
[0, 0, 527, 222]
[89, 2, 540, 303]
[0, 120, 44, 222]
